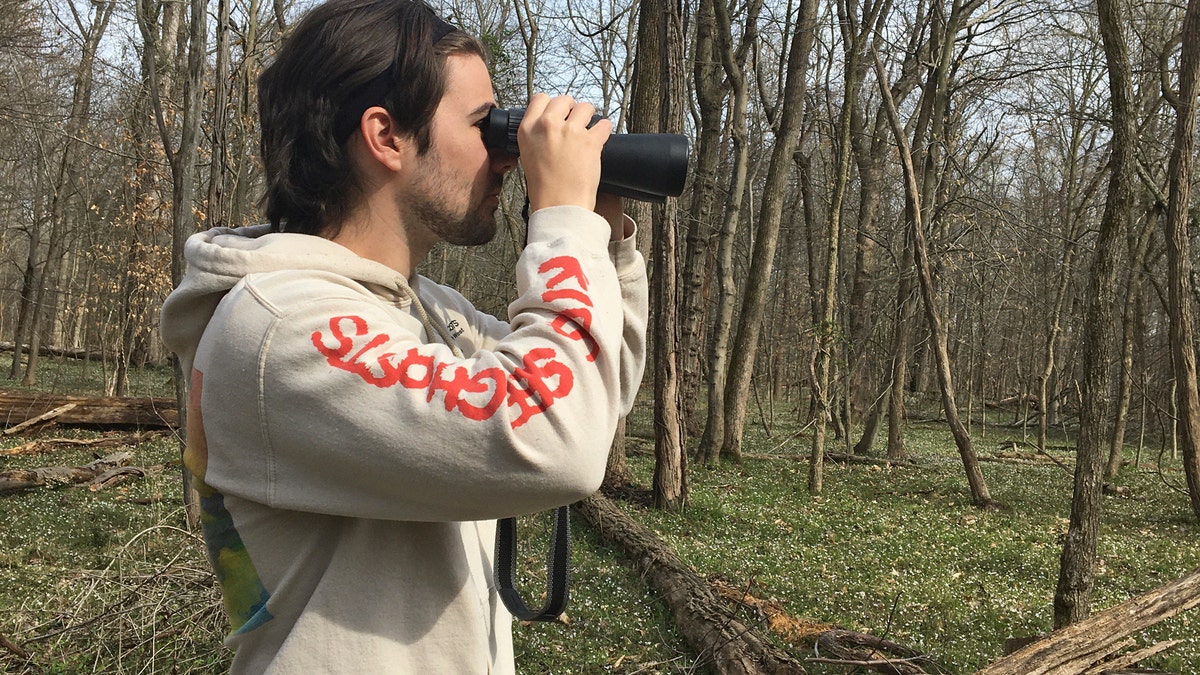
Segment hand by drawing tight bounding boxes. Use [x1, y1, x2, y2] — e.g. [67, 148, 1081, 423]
[518, 94, 614, 213]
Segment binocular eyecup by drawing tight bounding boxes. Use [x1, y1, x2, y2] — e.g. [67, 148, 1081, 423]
[482, 108, 690, 204]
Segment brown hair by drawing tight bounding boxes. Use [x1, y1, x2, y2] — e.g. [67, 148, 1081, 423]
[257, 0, 485, 236]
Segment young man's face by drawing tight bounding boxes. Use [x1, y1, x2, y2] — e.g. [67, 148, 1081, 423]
[400, 53, 515, 247]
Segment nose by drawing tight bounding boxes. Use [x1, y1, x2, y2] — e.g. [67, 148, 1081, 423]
[489, 147, 518, 175]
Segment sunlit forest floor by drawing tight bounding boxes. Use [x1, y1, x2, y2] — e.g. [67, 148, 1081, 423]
[1, 361, 1198, 673]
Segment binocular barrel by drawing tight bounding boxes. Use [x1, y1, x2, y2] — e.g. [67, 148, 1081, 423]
[482, 108, 690, 204]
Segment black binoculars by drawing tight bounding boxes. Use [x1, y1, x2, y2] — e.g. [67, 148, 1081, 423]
[482, 108, 690, 203]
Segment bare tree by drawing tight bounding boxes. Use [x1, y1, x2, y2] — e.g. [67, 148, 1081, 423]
[873, 44, 992, 508]
[9, 0, 115, 385]
[719, 0, 819, 461]
[697, 0, 758, 466]
[141, 0, 207, 527]
[1159, 0, 1200, 520]
[629, 0, 688, 509]
[1054, 0, 1136, 627]
[807, 0, 891, 492]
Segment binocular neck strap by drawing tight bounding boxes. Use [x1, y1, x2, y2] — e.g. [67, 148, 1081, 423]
[494, 506, 570, 622]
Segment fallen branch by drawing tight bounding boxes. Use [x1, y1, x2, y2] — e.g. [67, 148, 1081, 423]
[710, 578, 834, 645]
[89, 466, 148, 491]
[709, 581, 942, 675]
[740, 452, 932, 471]
[812, 630, 939, 675]
[577, 493, 807, 674]
[0, 633, 30, 660]
[3, 403, 77, 436]
[0, 452, 134, 495]
[824, 452, 931, 470]
[1, 431, 168, 457]
[975, 565, 1200, 674]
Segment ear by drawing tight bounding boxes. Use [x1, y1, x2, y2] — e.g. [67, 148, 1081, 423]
[355, 106, 413, 172]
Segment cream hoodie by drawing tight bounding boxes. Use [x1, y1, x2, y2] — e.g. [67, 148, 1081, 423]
[159, 206, 648, 674]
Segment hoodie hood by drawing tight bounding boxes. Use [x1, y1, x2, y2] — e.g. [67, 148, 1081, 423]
[160, 224, 404, 371]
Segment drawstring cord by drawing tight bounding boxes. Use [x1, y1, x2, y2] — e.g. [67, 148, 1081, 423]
[395, 277, 464, 359]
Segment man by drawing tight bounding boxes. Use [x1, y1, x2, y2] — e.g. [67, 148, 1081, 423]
[158, 0, 648, 672]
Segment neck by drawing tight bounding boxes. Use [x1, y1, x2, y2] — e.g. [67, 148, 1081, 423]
[329, 195, 432, 279]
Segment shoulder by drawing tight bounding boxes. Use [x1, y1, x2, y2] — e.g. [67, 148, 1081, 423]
[231, 269, 402, 319]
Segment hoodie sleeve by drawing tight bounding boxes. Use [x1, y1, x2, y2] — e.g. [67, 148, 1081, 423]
[193, 206, 647, 523]
[451, 219, 647, 414]
[607, 222, 648, 414]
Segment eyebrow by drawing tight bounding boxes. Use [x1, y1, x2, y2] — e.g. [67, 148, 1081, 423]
[469, 102, 497, 118]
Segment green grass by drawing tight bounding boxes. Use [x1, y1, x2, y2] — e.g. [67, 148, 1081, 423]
[1, 357, 176, 398]
[616, 408, 1200, 673]
[2, 373, 1199, 673]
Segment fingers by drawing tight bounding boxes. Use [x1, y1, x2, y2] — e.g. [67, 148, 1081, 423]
[517, 94, 613, 213]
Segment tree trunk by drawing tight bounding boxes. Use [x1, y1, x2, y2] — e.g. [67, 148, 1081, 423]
[141, 0, 207, 530]
[720, 0, 819, 460]
[576, 494, 806, 674]
[697, 0, 757, 465]
[887, 263, 917, 460]
[677, 0, 726, 442]
[1107, 213, 1157, 479]
[809, 0, 891, 491]
[1161, 0, 1200, 521]
[207, 0, 232, 230]
[605, 417, 634, 488]
[873, 50, 992, 507]
[632, 0, 687, 509]
[1053, 0, 1135, 627]
[977, 566, 1200, 675]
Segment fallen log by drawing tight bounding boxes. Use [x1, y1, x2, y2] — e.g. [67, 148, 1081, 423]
[0, 341, 111, 361]
[88, 465, 147, 491]
[0, 451, 134, 495]
[576, 493, 807, 674]
[0, 392, 177, 431]
[0, 431, 169, 457]
[709, 580, 941, 674]
[740, 452, 932, 471]
[0, 632, 30, 660]
[808, 628, 941, 674]
[975, 565, 1200, 674]
[3, 403, 77, 435]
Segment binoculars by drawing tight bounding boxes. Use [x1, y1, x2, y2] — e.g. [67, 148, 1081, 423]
[482, 108, 690, 203]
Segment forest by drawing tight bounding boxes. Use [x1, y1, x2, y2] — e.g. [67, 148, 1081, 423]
[1, 0, 1200, 671]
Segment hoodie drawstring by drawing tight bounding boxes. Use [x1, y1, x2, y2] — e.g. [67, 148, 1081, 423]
[395, 278, 464, 359]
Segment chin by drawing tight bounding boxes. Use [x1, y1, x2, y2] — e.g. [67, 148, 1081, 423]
[451, 220, 497, 247]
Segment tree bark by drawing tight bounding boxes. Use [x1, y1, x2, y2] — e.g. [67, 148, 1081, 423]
[698, 0, 758, 465]
[1107, 213, 1157, 479]
[0, 392, 178, 429]
[1160, 0, 1200, 521]
[1053, 0, 1135, 627]
[631, 0, 687, 509]
[720, 0, 819, 460]
[677, 0, 726, 441]
[977, 566, 1200, 675]
[577, 493, 806, 674]
[873, 50, 992, 507]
